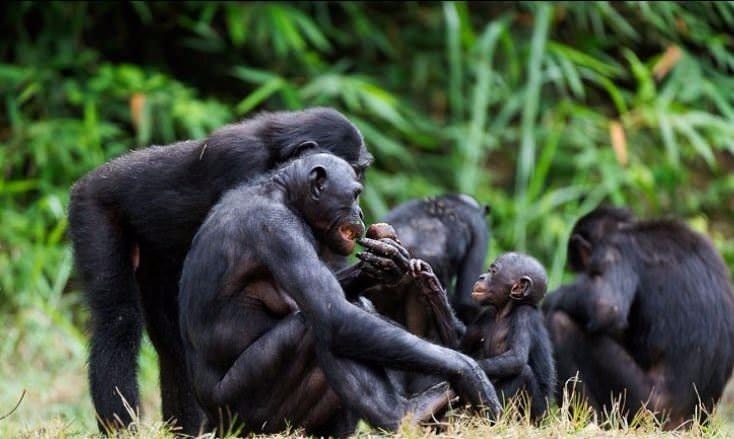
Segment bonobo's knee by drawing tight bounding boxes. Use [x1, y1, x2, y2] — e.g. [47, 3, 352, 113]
[547, 310, 582, 345]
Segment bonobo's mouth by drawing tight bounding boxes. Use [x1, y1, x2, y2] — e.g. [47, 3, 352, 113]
[471, 283, 489, 301]
[338, 222, 365, 252]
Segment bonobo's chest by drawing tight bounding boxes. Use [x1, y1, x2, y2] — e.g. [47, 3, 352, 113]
[480, 317, 511, 358]
[244, 278, 299, 317]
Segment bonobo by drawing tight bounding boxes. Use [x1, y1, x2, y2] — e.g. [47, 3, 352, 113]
[411, 253, 555, 420]
[379, 195, 490, 322]
[179, 153, 500, 435]
[543, 206, 734, 427]
[69, 108, 373, 433]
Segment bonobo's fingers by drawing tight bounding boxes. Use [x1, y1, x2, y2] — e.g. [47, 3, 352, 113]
[383, 237, 411, 260]
[451, 355, 501, 420]
[359, 260, 388, 280]
[357, 252, 400, 273]
[358, 237, 410, 270]
[409, 259, 443, 295]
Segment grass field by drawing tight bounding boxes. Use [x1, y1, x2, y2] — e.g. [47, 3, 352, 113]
[3, 310, 734, 439]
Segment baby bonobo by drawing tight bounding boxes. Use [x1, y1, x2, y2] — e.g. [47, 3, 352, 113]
[411, 252, 555, 420]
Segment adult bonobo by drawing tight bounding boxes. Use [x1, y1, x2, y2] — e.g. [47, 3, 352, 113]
[68, 108, 372, 433]
[179, 153, 500, 435]
[377, 195, 490, 322]
[543, 206, 734, 427]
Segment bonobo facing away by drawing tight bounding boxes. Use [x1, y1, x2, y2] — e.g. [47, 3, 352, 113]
[411, 253, 555, 421]
[543, 207, 734, 428]
[69, 108, 373, 433]
[179, 153, 500, 435]
[379, 195, 490, 322]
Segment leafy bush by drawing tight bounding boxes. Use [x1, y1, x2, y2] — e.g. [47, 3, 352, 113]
[2, 1, 733, 313]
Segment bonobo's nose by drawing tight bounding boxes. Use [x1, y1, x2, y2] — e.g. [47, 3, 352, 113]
[478, 273, 487, 281]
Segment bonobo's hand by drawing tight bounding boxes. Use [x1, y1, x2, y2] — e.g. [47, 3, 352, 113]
[356, 237, 411, 284]
[450, 354, 501, 419]
[409, 258, 444, 298]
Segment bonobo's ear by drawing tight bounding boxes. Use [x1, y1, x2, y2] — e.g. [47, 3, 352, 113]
[285, 140, 320, 159]
[309, 165, 327, 200]
[510, 275, 533, 301]
[569, 233, 592, 270]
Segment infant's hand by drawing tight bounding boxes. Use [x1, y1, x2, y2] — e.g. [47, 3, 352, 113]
[409, 259, 444, 296]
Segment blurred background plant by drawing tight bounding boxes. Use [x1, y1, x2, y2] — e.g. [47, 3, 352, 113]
[1, 1, 733, 434]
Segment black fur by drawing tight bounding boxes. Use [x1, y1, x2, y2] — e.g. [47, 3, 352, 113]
[178, 153, 499, 435]
[381, 194, 490, 321]
[68, 108, 371, 433]
[544, 207, 734, 427]
[410, 252, 555, 420]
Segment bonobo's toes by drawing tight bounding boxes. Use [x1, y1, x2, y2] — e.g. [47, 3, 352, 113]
[405, 381, 455, 423]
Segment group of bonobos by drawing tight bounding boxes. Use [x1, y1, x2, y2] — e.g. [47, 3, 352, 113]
[68, 108, 734, 436]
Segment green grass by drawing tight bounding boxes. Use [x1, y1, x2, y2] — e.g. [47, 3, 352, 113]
[2, 311, 734, 438]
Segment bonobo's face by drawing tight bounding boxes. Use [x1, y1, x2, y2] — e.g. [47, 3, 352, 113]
[302, 154, 365, 256]
[472, 253, 547, 307]
[472, 260, 512, 306]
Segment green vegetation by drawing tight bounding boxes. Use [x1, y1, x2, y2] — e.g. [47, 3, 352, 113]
[1, 2, 733, 436]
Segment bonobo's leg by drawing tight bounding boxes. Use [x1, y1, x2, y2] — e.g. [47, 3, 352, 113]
[137, 264, 203, 435]
[68, 187, 142, 431]
[495, 365, 546, 421]
[314, 343, 454, 430]
[547, 311, 659, 417]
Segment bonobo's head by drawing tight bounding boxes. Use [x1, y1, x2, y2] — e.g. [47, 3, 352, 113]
[472, 252, 548, 307]
[269, 108, 373, 181]
[280, 153, 365, 255]
[567, 206, 634, 272]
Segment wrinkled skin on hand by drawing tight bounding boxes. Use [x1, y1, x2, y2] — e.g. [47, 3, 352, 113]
[356, 223, 412, 284]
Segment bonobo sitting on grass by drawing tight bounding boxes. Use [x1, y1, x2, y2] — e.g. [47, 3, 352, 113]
[544, 207, 734, 427]
[411, 252, 555, 421]
[178, 153, 499, 435]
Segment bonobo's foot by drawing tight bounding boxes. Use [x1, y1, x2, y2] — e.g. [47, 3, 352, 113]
[451, 355, 501, 419]
[405, 381, 455, 423]
[357, 236, 411, 284]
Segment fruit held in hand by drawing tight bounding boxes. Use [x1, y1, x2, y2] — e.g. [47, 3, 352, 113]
[366, 223, 398, 240]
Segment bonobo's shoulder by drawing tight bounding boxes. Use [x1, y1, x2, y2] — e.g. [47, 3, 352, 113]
[206, 187, 295, 231]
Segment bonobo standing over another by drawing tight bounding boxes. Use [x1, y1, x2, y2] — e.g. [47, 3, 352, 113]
[411, 253, 555, 420]
[379, 195, 490, 322]
[69, 108, 373, 433]
[179, 153, 500, 435]
[544, 207, 734, 428]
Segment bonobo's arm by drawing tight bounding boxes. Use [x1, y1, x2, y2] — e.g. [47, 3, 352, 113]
[410, 259, 466, 349]
[478, 308, 532, 379]
[254, 211, 499, 412]
[544, 261, 638, 335]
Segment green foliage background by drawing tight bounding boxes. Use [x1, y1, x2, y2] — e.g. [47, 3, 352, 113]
[1, 1, 734, 432]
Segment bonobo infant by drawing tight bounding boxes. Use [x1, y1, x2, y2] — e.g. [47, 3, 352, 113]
[179, 153, 499, 435]
[412, 252, 555, 420]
